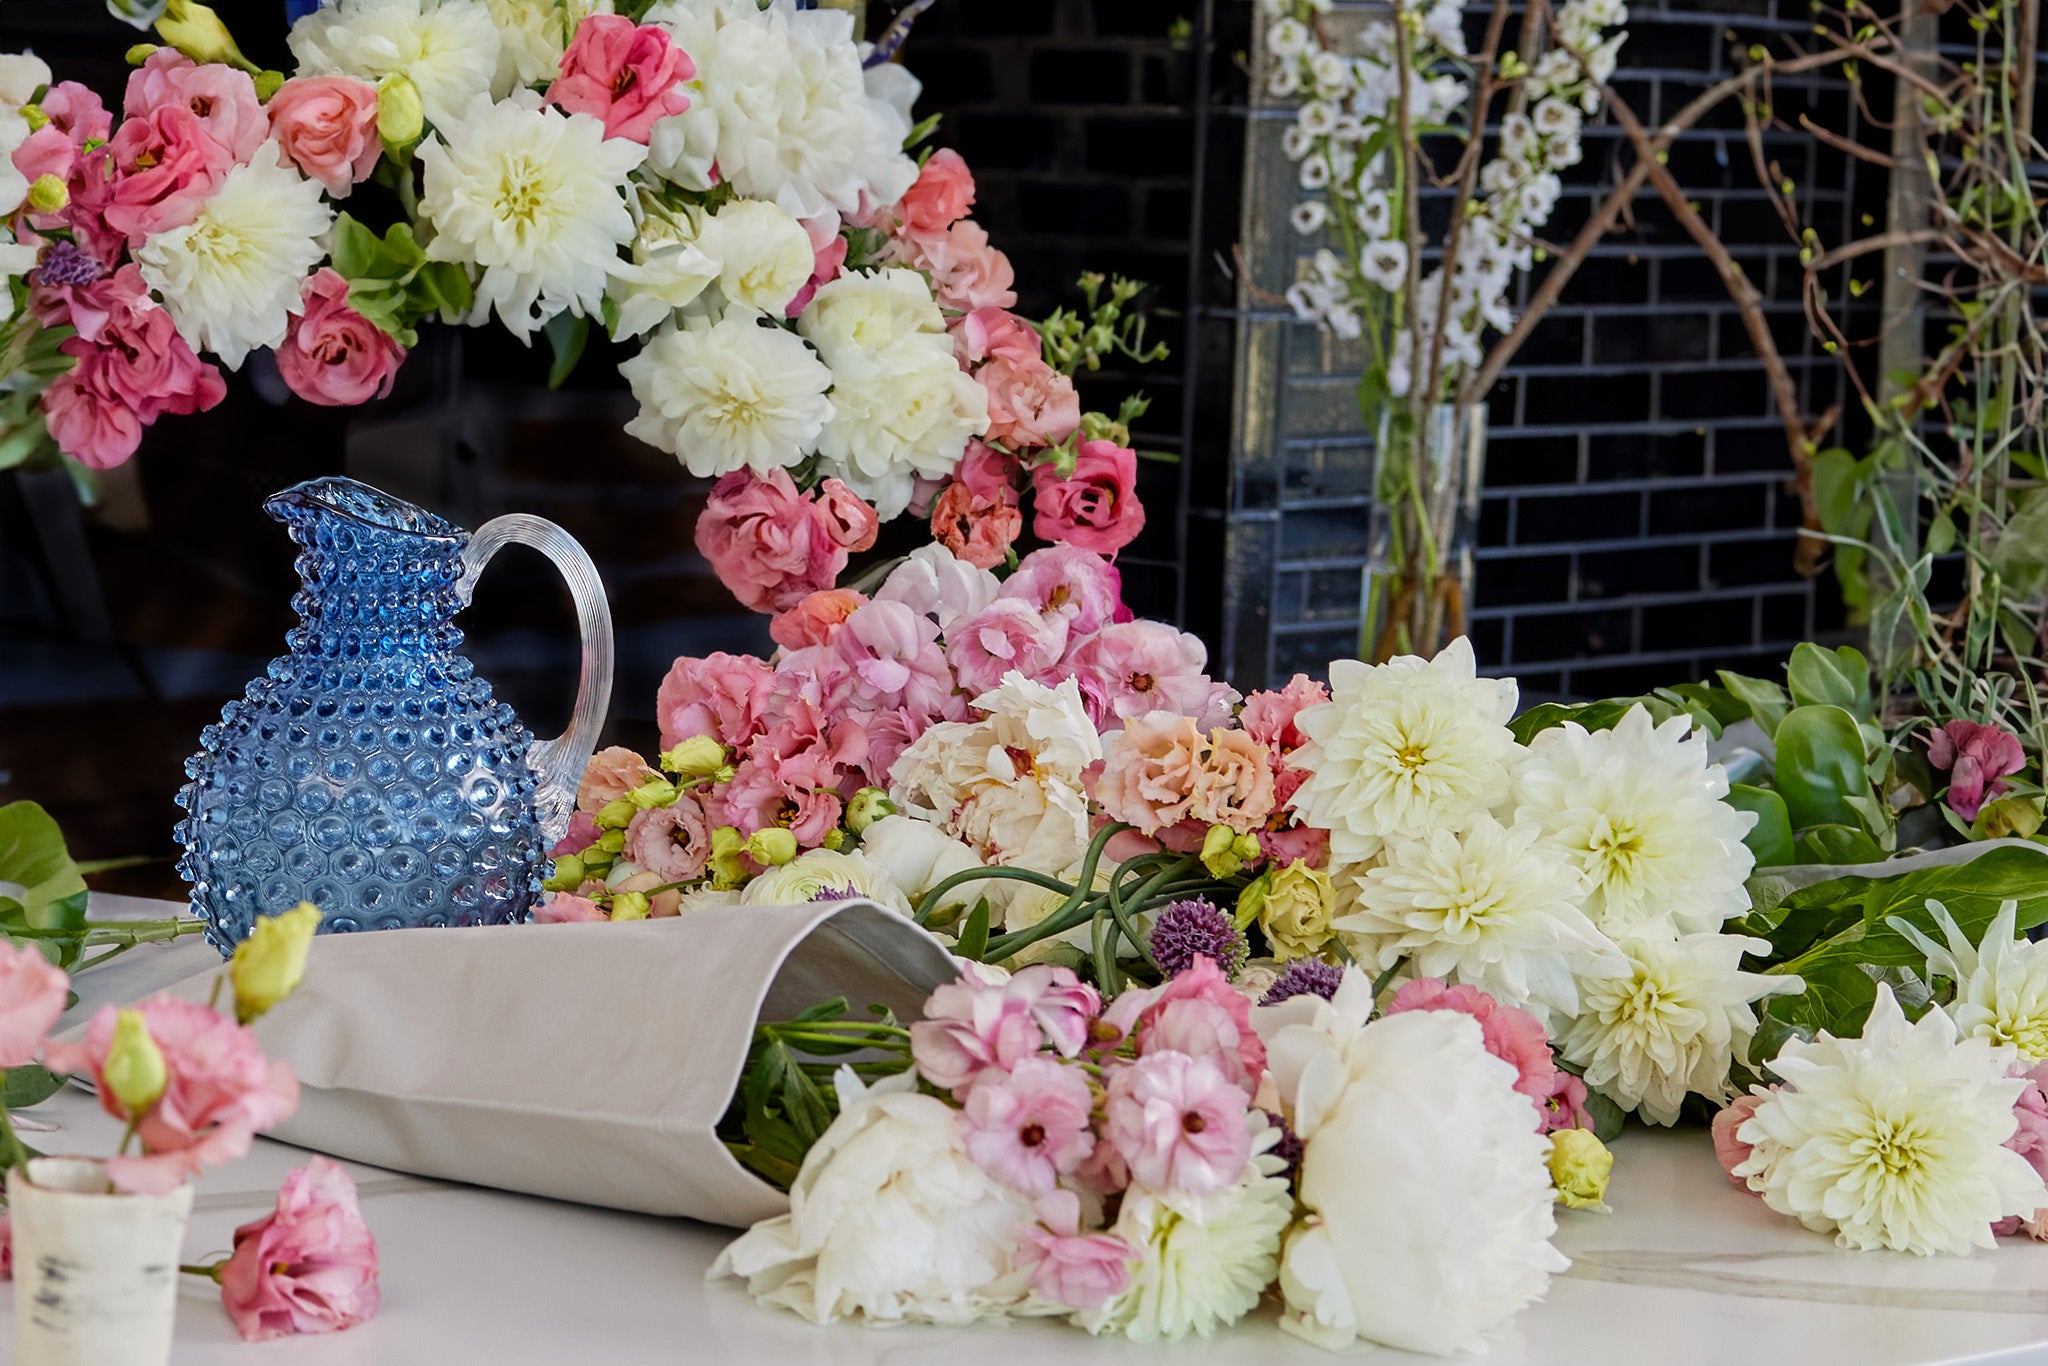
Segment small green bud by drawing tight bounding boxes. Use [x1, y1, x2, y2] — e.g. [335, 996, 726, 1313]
[660, 736, 727, 778]
[709, 825, 750, 889]
[845, 787, 896, 834]
[125, 44, 162, 67]
[155, 0, 252, 69]
[609, 890, 650, 921]
[629, 778, 678, 810]
[1234, 871, 1272, 931]
[25, 174, 67, 215]
[1549, 1129, 1614, 1212]
[104, 1009, 168, 1119]
[377, 73, 425, 149]
[228, 902, 321, 1025]
[253, 69, 286, 101]
[596, 828, 626, 855]
[542, 853, 586, 892]
[822, 827, 849, 852]
[1200, 823, 1246, 880]
[747, 827, 799, 867]
[19, 104, 47, 133]
[595, 798, 636, 830]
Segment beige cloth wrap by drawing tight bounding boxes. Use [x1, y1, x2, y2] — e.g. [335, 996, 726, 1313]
[144, 902, 958, 1228]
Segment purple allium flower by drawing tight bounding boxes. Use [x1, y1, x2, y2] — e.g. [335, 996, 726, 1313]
[1148, 897, 1247, 978]
[1262, 958, 1344, 1006]
[807, 886, 861, 903]
[30, 241, 103, 289]
[1265, 1110, 1304, 1190]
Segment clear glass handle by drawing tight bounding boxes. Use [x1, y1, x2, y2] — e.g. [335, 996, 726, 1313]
[456, 515, 614, 847]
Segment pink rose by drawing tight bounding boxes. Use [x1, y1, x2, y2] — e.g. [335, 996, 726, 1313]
[1032, 439, 1145, 556]
[1068, 620, 1230, 730]
[956, 438, 1020, 502]
[1096, 710, 1204, 835]
[907, 219, 1017, 313]
[267, 76, 382, 198]
[220, 1158, 379, 1342]
[0, 941, 67, 1069]
[959, 1056, 1095, 1194]
[100, 105, 235, 245]
[1926, 719, 2029, 822]
[123, 51, 268, 162]
[656, 651, 775, 751]
[46, 996, 298, 1195]
[980, 355, 1081, 451]
[275, 269, 406, 407]
[623, 792, 712, 883]
[694, 470, 879, 614]
[895, 148, 975, 235]
[546, 14, 694, 143]
[952, 307, 1042, 368]
[931, 479, 1022, 571]
[533, 892, 607, 923]
[1102, 1050, 1250, 1196]
[998, 544, 1125, 637]
[770, 588, 867, 651]
[1385, 978, 1557, 1126]
[576, 745, 661, 812]
[1712, 1091, 1768, 1190]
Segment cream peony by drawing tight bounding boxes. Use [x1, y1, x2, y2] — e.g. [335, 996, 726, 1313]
[1735, 986, 2045, 1255]
[1335, 813, 1622, 1018]
[711, 1069, 1034, 1323]
[698, 198, 818, 316]
[1559, 932, 1799, 1125]
[1514, 706, 1756, 938]
[799, 267, 949, 360]
[1896, 899, 2048, 1063]
[136, 148, 333, 369]
[1286, 637, 1521, 865]
[289, 0, 501, 131]
[418, 90, 646, 339]
[739, 848, 911, 916]
[619, 307, 833, 476]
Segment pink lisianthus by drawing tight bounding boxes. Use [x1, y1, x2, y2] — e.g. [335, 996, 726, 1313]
[1068, 620, 1232, 730]
[267, 75, 382, 198]
[998, 544, 1125, 636]
[952, 307, 1043, 368]
[1032, 439, 1145, 556]
[533, 892, 607, 924]
[1386, 978, 1557, 1126]
[980, 355, 1080, 451]
[14, 81, 112, 235]
[1102, 1050, 1251, 1197]
[46, 996, 299, 1196]
[124, 51, 268, 162]
[828, 599, 957, 719]
[546, 14, 694, 143]
[895, 147, 975, 235]
[694, 470, 879, 614]
[959, 1056, 1096, 1194]
[906, 219, 1017, 313]
[1189, 728, 1277, 835]
[276, 269, 406, 407]
[786, 211, 848, 318]
[1926, 719, 2029, 822]
[43, 268, 226, 469]
[98, 104, 235, 245]
[946, 598, 1069, 696]
[655, 651, 775, 752]
[1995, 1064, 2048, 1238]
[552, 810, 599, 857]
[1712, 1091, 1768, 1190]
[721, 696, 866, 844]
[931, 478, 1023, 570]
[623, 792, 713, 883]
[576, 745, 662, 812]
[0, 940, 68, 1069]
[1095, 710, 1204, 835]
[1541, 1069, 1594, 1135]
[769, 588, 867, 651]
[220, 1158, 379, 1342]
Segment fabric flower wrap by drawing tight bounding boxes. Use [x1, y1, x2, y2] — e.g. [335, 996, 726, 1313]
[1032, 439, 1146, 556]
[220, 1158, 380, 1341]
[276, 269, 406, 407]
[546, 15, 695, 144]
[695, 469, 879, 614]
[267, 75, 382, 197]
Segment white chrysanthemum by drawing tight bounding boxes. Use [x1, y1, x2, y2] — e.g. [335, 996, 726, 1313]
[739, 848, 911, 916]
[418, 90, 645, 339]
[135, 148, 332, 369]
[697, 198, 817, 316]
[642, 0, 917, 218]
[1286, 637, 1521, 864]
[1514, 706, 1756, 938]
[1897, 899, 2048, 1063]
[1335, 814, 1623, 1018]
[1275, 1006, 1565, 1354]
[1735, 986, 2044, 1255]
[1560, 932, 1801, 1126]
[619, 308, 832, 475]
[290, 0, 501, 130]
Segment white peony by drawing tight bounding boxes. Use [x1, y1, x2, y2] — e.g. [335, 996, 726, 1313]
[739, 848, 911, 916]
[418, 90, 646, 340]
[641, 0, 917, 218]
[1286, 637, 1521, 865]
[1271, 1001, 1565, 1354]
[697, 198, 817, 316]
[874, 544, 1001, 634]
[711, 1069, 1033, 1323]
[1559, 932, 1800, 1125]
[135, 148, 332, 369]
[972, 672, 1104, 781]
[618, 307, 833, 476]
[855, 815, 986, 920]
[1335, 813, 1623, 1018]
[813, 345, 989, 521]
[290, 0, 501, 131]
[1735, 986, 2045, 1255]
[1514, 706, 1757, 938]
[1897, 899, 2048, 1063]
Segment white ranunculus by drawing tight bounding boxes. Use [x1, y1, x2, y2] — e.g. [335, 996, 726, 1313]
[856, 815, 986, 919]
[1271, 1000, 1565, 1354]
[1736, 986, 2045, 1255]
[874, 544, 1001, 634]
[814, 344, 989, 521]
[618, 307, 833, 476]
[739, 848, 911, 916]
[1898, 899, 2048, 1063]
[711, 1069, 1034, 1323]
[418, 90, 646, 340]
[697, 198, 817, 316]
[1514, 706, 1757, 939]
[135, 148, 333, 369]
[1286, 637, 1521, 866]
[290, 0, 501, 131]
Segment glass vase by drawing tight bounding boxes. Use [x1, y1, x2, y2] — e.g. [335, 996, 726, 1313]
[1362, 402, 1485, 662]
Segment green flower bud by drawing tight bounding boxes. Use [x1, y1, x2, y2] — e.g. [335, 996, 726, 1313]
[19, 104, 47, 133]
[747, 827, 799, 867]
[253, 69, 286, 102]
[709, 826, 750, 889]
[125, 44, 162, 67]
[1199, 823, 1245, 879]
[609, 890, 650, 921]
[228, 902, 321, 1025]
[596, 828, 626, 855]
[104, 1008, 168, 1120]
[1549, 1128, 1614, 1212]
[595, 798, 637, 830]
[377, 73, 425, 150]
[660, 736, 727, 778]
[629, 778, 678, 810]
[542, 853, 586, 892]
[845, 787, 896, 834]
[154, 0, 253, 70]
[821, 827, 849, 852]
[1234, 870, 1272, 931]
[25, 174, 67, 215]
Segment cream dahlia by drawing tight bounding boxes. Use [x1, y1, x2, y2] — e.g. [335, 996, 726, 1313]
[618, 307, 833, 477]
[1897, 899, 2048, 1063]
[289, 0, 501, 131]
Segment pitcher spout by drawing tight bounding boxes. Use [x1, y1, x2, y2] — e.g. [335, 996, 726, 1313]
[264, 476, 465, 544]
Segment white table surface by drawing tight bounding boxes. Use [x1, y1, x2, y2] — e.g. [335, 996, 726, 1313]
[13, 900, 2048, 1365]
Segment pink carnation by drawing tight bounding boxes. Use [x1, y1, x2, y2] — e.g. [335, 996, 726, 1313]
[895, 147, 975, 235]
[980, 355, 1080, 451]
[769, 589, 867, 651]
[911, 974, 1046, 1098]
[546, 14, 694, 143]
[267, 75, 382, 198]
[655, 651, 775, 751]
[786, 212, 848, 318]
[1927, 719, 2029, 822]
[721, 696, 866, 845]
[623, 792, 713, 883]
[1032, 439, 1145, 556]
[275, 269, 406, 407]
[1095, 710, 1204, 835]
[959, 1056, 1095, 1194]
[1386, 978, 1557, 1126]
[1102, 1050, 1250, 1197]
[1189, 727, 1277, 835]
[220, 1158, 379, 1342]
[1240, 674, 1329, 753]
[694, 469, 879, 614]
[945, 598, 1069, 696]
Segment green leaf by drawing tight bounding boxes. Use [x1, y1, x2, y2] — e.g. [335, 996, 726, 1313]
[1716, 671, 1791, 738]
[1794, 824, 1886, 865]
[1582, 1087, 1626, 1144]
[956, 898, 990, 962]
[0, 802, 87, 933]
[1992, 490, 2048, 598]
[544, 312, 589, 389]
[1726, 785, 1795, 867]
[1509, 699, 1637, 745]
[2, 1064, 61, 1110]
[1773, 705, 1870, 831]
[1785, 642, 1872, 716]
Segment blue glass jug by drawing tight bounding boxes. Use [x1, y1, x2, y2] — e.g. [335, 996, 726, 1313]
[176, 478, 614, 954]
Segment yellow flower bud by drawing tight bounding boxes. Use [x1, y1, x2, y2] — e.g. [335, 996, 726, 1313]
[1199, 823, 1245, 879]
[709, 826, 750, 889]
[19, 104, 47, 133]
[629, 778, 678, 810]
[595, 798, 636, 830]
[377, 74, 425, 150]
[660, 736, 726, 778]
[1234, 871, 1271, 931]
[154, 0, 254, 71]
[542, 853, 586, 892]
[821, 827, 849, 852]
[125, 44, 162, 67]
[229, 902, 322, 1024]
[103, 1009, 168, 1119]
[253, 69, 286, 102]
[609, 890, 650, 921]
[1548, 1128, 1614, 1211]
[846, 787, 896, 834]
[1260, 859, 1336, 962]
[25, 174, 67, 215]
[596, 828, 626, 855]
[747, 827, 799, 867]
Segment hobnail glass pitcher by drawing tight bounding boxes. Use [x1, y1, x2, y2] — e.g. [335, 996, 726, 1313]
[176, 478, 613, 955]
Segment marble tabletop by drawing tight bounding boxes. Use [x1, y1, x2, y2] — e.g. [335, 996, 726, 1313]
[13, 903, 2048, 1365]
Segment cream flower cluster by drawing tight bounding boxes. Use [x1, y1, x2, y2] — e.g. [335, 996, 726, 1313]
[0, 55, 51, 321]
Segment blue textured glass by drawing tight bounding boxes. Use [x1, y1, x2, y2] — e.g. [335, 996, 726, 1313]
[177, 480, 544, 955]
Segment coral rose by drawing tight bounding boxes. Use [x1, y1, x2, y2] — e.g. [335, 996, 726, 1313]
[695, 469, 878, 614]
[895, 148, 975, 235]
[267, 76, 382, 197]
[1032, 439, 1145, 556]
[276, 269, 406, 407]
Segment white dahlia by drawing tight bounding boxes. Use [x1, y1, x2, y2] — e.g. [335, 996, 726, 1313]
[135, 149, 332, 369]
[418, 91, 646, 339]
[1286, 636, 1521, 865]
[1897, 899, 2048, 1063]
[619, 307, 832, 476]
[1335, 814, 1622, 1018]
[1735, 985, 2045, 1255]
[1514, 706, 1756, 938]
[697, 198, 817, 316]
[1559, 932, 1800, 1126]
[289, 0, 501, 131]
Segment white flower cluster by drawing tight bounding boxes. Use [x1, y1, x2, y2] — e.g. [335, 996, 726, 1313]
[1265, 0, 1627, 399]
[0, 55, 52, 323]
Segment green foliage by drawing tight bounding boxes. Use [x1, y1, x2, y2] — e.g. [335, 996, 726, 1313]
[1726, 785, 1795, 867]
[1506, 684, 1743, 745]
[1, 1064, 61, 1110]
[1771, 705, 1870, 833]
[1039, 273, 1169, 378]
[718, 998, 912, 1192]
[543, 311, 589, 390]
[329, 213, 473, 348]
[0, 801, 89, 966]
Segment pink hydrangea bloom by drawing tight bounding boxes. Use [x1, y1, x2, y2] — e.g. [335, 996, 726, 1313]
[1386, 978, 1557, 1126]
[946, 598, 1069, 696]
[1068, 620, 1229, 730]
[1712, 1091, 1768, 1190]
[998, 544, 1124, 637]
[655, 651, 775, 752]
[275, 269, 406, 407]
[769, 589, 867, 652]
[266, 75, 381, 197]
[980, 354, 1080, 451]
[533, 892, 607, 924]
[1031, 439, 1144, 556]
[546, 14, 694, 143]
[952, 306, 1041, 368]
[220, 1158, 379, 1342]
[123, 51, 268, 162]
[1927, 719, 2029, 822]
[694, 469, 879, 614]
[959, 1056, 1096, 1194]
[623, 792, 713, 883]
[0, 940, 67, 1070]
[895, 147, 975, 235]
[576, 745, 661, 812]
[1102, 1050, 1250, 1197]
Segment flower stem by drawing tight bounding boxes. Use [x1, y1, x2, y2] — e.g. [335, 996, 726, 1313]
[179, 1261, 226, 1283]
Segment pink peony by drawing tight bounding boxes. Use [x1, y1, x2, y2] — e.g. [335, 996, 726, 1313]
[1386, 978, 1557, 1125]
[1189, 727, 1276, 835]
[655, 651, 775, 752]
[1015, 1222, 1133, 1310]
[576, 745, 661, 812]
[694, 469, 879, 614]
[998, 544, 1125, 637]
[1069, 620, 1227, 730]
[945, 598, 1069, 696]
[908, 219, 1017, 313]
[123, 51, 268, 162]
[770, 588, 867, 651]
[623, 792, 713, 883]
[99, 104, 235, 245]
[275, 269, 406, 407]
[895, 148, 975, 235]
[1095, 710, 1204, 835]
[930, 479, 1023, 571]
[220, 1158, 379, 1342]
[533, 892, 607, 924]
[46, 996, 298, 1195]
[1712, 1091, 1768, 1190]
[1032, 439, 1145, 556]
[1927, 719, 2029, 822]
[1102, 1050, 1251, 1197]
[1240, 674, 1329, 754]
[267, 76, 382, 198]
[0, 941, 68, 1069]
[545, 14, 694, 143]
[979, 355, 1080, 451]
[952, 307, 1042, 368]
[959, 1056, 1096, 1194]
